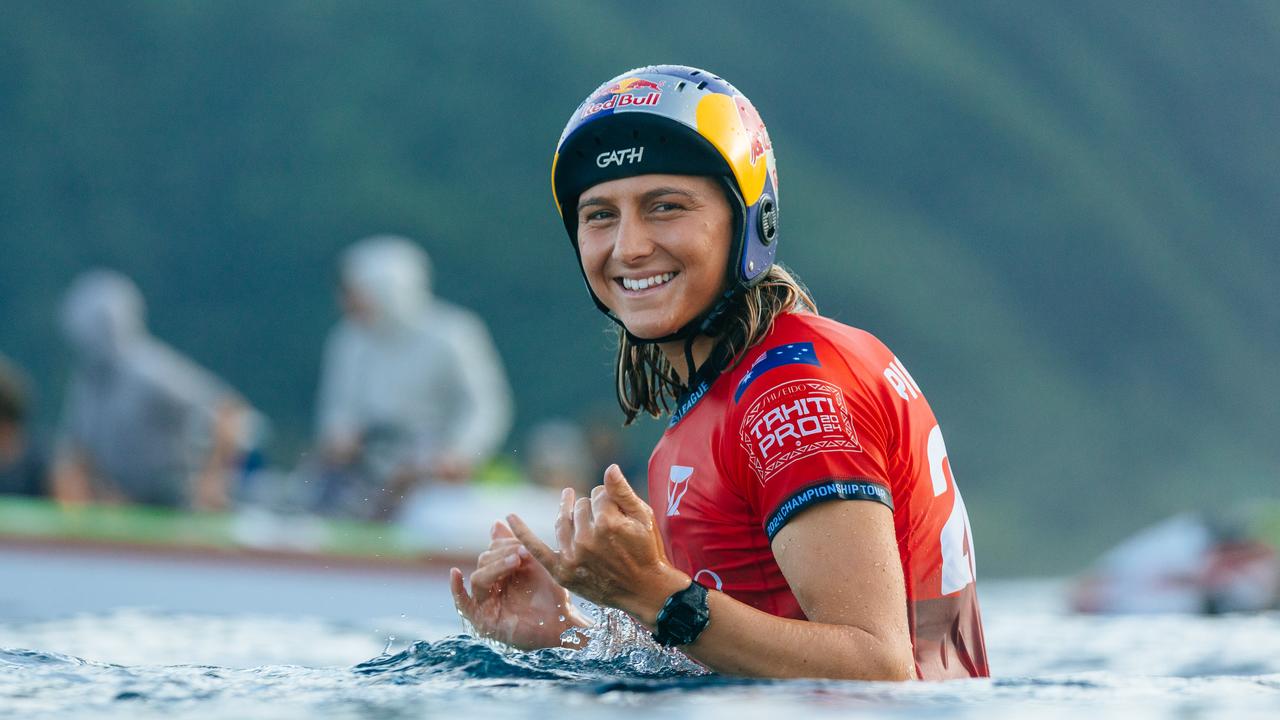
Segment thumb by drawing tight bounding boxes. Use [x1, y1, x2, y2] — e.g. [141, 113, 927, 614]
[449, 567, 475, 615]
[604, 464, 647, 517]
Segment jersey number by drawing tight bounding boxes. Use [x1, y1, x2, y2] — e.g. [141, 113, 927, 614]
[927, 425, 976, 594]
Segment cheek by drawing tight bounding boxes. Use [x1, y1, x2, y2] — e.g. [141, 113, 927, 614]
[576, 240, 613, 290]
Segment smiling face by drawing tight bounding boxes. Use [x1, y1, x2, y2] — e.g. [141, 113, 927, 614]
[575, 174, 734, 341]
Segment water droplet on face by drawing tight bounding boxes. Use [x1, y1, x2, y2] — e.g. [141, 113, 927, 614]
[558, 615, 566, 623]
[538, 621, 545, 626]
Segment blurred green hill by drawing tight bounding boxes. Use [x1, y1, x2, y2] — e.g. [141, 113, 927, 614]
[0, 1, 1276, 574]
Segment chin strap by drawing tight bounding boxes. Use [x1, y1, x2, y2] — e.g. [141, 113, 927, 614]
[682, 334, 698, 387]
[618, 287, 741, 388]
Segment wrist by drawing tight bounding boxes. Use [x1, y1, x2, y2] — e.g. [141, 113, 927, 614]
[651, 578, 711, 647]
[625, 566, 691, 629]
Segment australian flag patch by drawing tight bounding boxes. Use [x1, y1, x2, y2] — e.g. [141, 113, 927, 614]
[734, 342, 821, 402]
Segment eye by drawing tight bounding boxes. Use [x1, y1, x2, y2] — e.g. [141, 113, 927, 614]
[651, 200, 684, 214]
[581, 208, 615, 224]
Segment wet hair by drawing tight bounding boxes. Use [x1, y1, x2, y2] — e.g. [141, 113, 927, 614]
[613, 265, 817, 425]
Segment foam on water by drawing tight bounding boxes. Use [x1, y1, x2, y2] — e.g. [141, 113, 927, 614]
[2, 580, 1280, 719]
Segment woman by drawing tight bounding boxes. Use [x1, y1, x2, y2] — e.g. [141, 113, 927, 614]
[451, 65, 988, 681]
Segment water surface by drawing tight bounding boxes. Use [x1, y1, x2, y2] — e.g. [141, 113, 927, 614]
[2, 579, 1278, 719]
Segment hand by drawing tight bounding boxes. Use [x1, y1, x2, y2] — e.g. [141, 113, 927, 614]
[323, 435, 362, 468]
[429, 452, 473, 484]
[507, 464, 688, 625]
[450, 521, 588, 650]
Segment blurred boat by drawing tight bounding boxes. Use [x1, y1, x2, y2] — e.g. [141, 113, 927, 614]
[0, 490, 554, 621]
[1069, 509, 1280, 615]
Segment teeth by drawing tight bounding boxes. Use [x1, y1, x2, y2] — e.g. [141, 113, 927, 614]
[622, 272, 674, 291]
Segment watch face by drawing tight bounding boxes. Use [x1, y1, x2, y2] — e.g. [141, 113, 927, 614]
[655, 581, 711, 646]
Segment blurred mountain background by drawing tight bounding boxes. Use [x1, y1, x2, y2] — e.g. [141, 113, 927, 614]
[0, 0, 1276, 575]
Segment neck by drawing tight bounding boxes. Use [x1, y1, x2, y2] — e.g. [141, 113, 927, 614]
[658, 334, 718, 385]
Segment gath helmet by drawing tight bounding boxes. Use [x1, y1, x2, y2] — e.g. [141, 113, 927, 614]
[552, 65, 779, 342]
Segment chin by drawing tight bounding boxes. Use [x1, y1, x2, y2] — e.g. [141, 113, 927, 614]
[618, 315, 681, 342]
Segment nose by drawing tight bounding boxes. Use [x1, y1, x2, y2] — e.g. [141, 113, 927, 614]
[611, 209, 655, 265]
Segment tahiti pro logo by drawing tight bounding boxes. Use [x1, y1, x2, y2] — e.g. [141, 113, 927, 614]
[739, 380, 861, 484]
[581, 78, 664, 118]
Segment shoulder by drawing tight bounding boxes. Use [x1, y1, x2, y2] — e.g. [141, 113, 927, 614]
[130, 340, 228, 407]
[727, 313, 894, 406]
[422, 301, 495, 341]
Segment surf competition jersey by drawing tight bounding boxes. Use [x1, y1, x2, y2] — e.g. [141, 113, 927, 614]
[647, 312, 989, 680]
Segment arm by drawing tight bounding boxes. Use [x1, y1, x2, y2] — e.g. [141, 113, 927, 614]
[50, 447, 94, 505]
[315, 328, 363, 467]
[434, 313, 513, 472]
[508, 466, 915, 680]
[190, 398, 246, 511]
[659, 500, 912, 679]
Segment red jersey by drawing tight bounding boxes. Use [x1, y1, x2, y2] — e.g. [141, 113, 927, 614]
[647, 313, 988, 679]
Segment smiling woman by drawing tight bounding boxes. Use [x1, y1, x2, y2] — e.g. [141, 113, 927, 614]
[451, 65, 989, 681]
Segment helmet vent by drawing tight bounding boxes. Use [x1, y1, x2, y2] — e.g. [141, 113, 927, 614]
[676, 81, 686, 91]
[696, 81, 708, 90]
[689, 70, 701, 76]
[759, 195, 778, 244]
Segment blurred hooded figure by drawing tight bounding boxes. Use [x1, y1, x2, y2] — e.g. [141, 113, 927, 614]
[52, 269, 258, 510]
[313, 235, 513, 518]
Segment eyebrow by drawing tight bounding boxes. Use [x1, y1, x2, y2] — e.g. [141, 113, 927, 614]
[577, 186, 698, 213]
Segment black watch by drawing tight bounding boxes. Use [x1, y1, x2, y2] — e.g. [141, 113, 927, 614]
[652, 580, 710, 647]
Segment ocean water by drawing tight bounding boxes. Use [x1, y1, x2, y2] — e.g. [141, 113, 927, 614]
[2, 578, 1279, 719]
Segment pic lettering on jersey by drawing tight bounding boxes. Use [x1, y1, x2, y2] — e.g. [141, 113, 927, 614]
[666, 465, 694, 517]
[883, 356, 922, 402]
[738, 379, 861, 484]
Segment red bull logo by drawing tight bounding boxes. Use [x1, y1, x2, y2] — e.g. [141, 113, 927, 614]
[749, 133, 768, 166]
[736, 98, 772, 167]
[582, 78, 664, 118]
[600, 78, 663, 95]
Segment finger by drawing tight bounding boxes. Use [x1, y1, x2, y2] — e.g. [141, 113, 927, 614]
[469, 551, 523, 593]
[492, 521, 516, 540]
[449, 567, 474, 613]
[604, 464, 649, 517]
[591, 481, 613, 520]
[555, 487, 575, 552]
[508, 513, 560, 571]
[477, 541, 523, 568]
[483, 536, 525, 551]
[573, 496, 594, 545]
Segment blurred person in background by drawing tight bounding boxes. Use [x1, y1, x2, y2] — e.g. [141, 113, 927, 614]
[52, 269, 259, 511]
[0, 353, 48, 497]
[311, 235, 513, 519]
[581, 405, 645, 500]
[525, 419, 592, 496]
